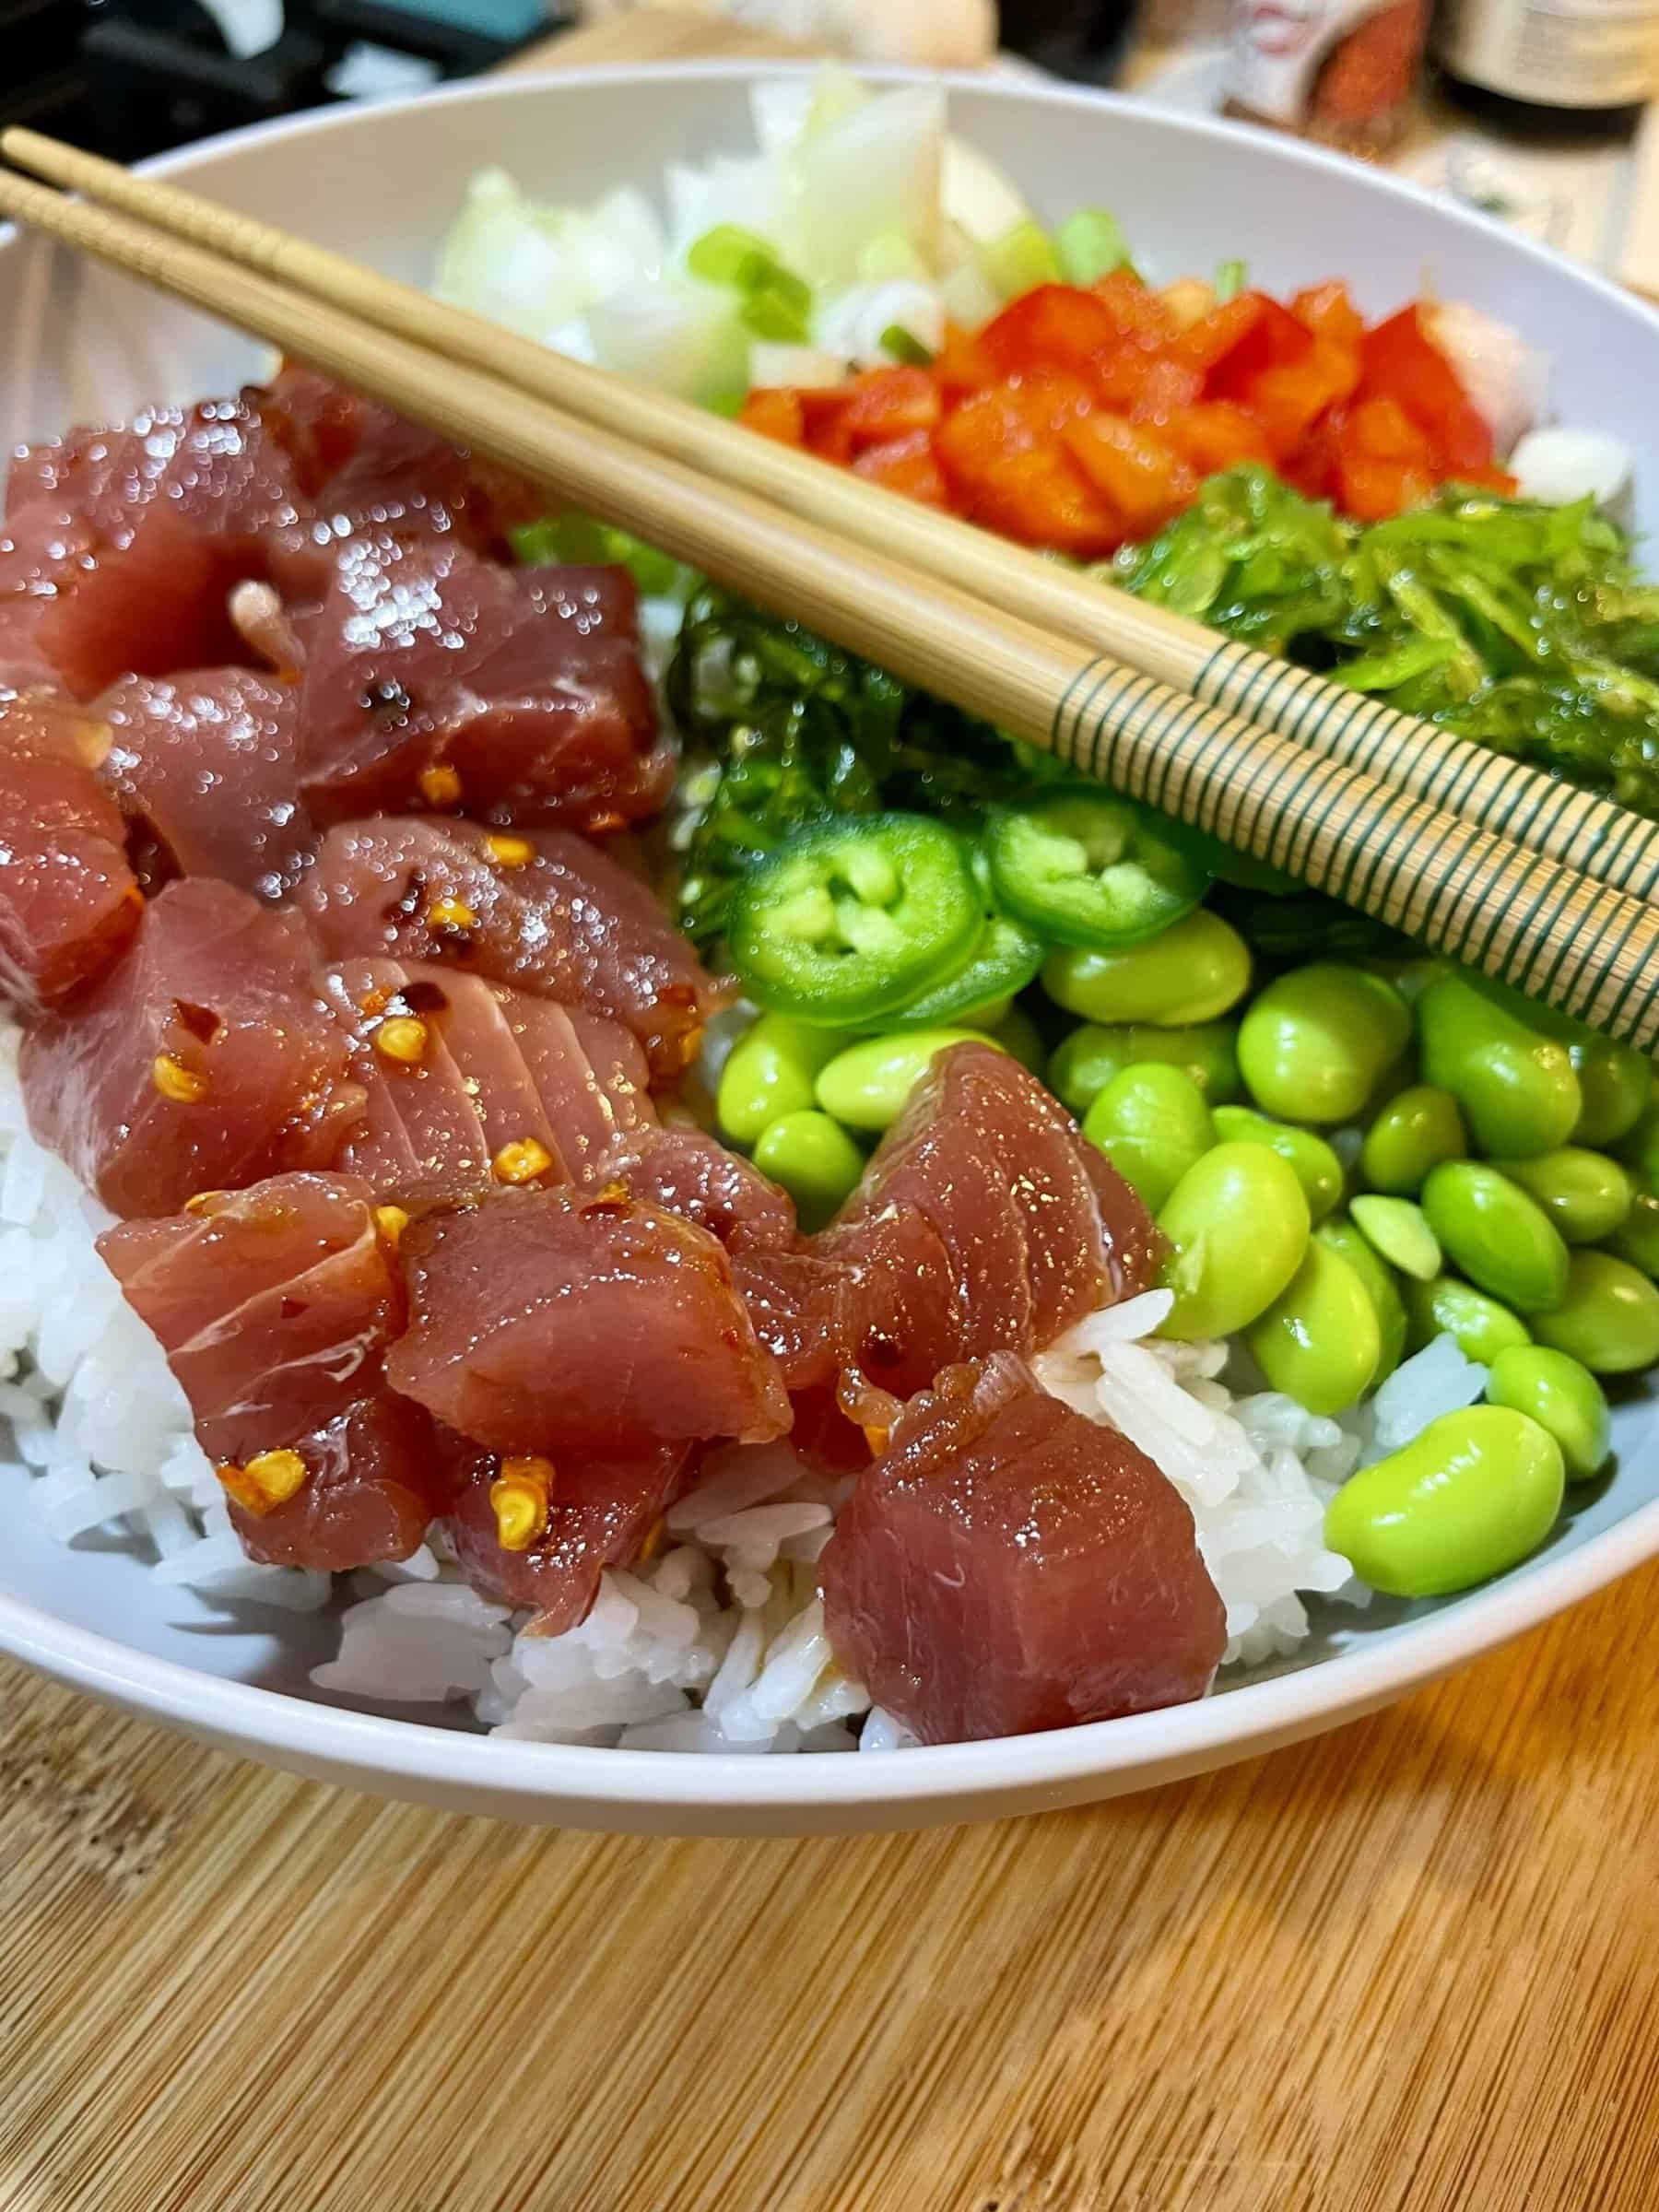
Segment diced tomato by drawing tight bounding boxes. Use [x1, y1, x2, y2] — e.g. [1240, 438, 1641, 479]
[1091, 268, 1177, 350]
[1242, 336, 1361, 457]
[839, 366, 942, 445]
[980, 284, 1124, 377]
[1359, 305, 1494, 474]
[1129, 356, 1206, 424]
[1061, 415, 1196, 535]
[965, 447, 1122, 558]
[851, 429, 949, 507]
[1158, 401, 1276, 477]
[933, 324, 998, 394]
[1291, 280, 1365, 351]
[737, 388, 805, 445]
[797, 387, 856, 464]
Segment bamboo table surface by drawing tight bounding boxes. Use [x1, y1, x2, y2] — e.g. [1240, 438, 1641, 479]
[6, 16, 1659, 2208]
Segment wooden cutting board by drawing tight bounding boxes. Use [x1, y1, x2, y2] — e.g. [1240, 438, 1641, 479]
[4, 18, 1659, 2209]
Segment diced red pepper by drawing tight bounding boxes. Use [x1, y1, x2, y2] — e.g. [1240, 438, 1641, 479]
[1359, 305, 1494, 474]
[1129, 356, 1206, 423]
[839, 366, 942, 445]
[1242, 336, 1361, 457]
[933, 324, 998, 394]
[1347, 394, 1437, 467]
[1061, 415, 1196, 535]
[737, 388, 805, 445]
[1090, 268, 1177, 350]
[797, 387, 857, 464]
[1205, 293, 1315, 401]
[851, 429, 949, 507]
[964, 446, 1123, 558]
[1158, 401, 1277, 477]
[980, 283, 1124, 376]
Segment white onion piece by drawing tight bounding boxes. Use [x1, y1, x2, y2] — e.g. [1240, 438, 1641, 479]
[1510, 426, 1634, 509]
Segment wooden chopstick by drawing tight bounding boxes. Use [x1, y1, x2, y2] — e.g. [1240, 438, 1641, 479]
[4, 165, 1659, 1049]
[10, 125, 1659, 910]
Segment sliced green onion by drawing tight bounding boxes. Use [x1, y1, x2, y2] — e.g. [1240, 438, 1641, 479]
[879, 323, 935, 367]
[687, 223, 776, 287]
[1055, 208, 1135, 287]
[858, 230, 933, 285]
[510, 509, 690, 598]
[1214, 257, 1248, 303]
[979, 219, 1062, 302]
[740, 268, 814, 344]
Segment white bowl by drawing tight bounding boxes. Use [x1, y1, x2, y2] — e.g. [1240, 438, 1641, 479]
[4, 65, 1659, 1836]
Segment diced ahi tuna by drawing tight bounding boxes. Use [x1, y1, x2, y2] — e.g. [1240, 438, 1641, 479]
[288, 532, 672, 833]
[231, 1393, 451, 1572]
[98, 1172, 403, 1464]
[319, 957, 653, 1207]
[96, 669, 314, 900]
[0, 687, 141, 1009]
[19, 878, 362, 1217]
[99, 1172, 447, 1571]
[441, 1434, 692, 1633]
[0, 400, 307, 699]
[252, 363, 542, 561]
[818, 1043, 1162, 1401]
[386, 1185, 792, 1456]
[592, 1124, 797, 1253]
[300, 816, 719, 1083]
[821, 1355, 1226, 1744]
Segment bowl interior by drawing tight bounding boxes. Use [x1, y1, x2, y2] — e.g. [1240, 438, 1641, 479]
[4, 65, 1659, 1829]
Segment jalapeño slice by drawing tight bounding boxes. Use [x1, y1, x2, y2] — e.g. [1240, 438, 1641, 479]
[888, 846, 1044, 1028]
[726, 813, 981, 1025]
[984, 786, 1209, 949]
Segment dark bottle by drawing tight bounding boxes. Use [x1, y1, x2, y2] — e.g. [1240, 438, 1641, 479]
[1435, 1, 1659, 135]
[996, 0, 1143, 82]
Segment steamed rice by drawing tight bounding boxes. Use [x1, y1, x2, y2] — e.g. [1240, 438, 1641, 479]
[1, 1014, 1467, 1754]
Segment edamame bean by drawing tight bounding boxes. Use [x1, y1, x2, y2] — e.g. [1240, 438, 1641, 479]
[991, 1002, 1045, 1075]
[1360, 1085, 1466, 1194]
[1041, 911, 1252, 1028]
[1083, 1065, 1214, 1213]
[1047, 1020, 1242, 1118]
[1615, 1100, 1659, 1194]
[1156, 1142, 1310, 1341]
[1324, 1406, 1564, 1597]
[1421, 1161, 1570, 1313]
[815, 1028, 1002, 1133]
[1485, 1347, 1611, 1483]
[1316, 1217, 1408, 1386]
[1418, 974, 1581, 1159]
[1571, 1037, 1653, 1148]
[753, 1111, 865, 1233]
[1606, 1189, 1659, 1277]
[1533, 1252, 1659, 1374]
[1349, 1194, 1441, 1281]
[1242, 1240, 1382, 1416]
[718, 1014, 844, 1147]
[1404, 1276, 1532, 1366]
[1492, 1147, 1635, 1245]
[1210, 1105, 1344, 1223]
[1237, 964, 1411, 1125]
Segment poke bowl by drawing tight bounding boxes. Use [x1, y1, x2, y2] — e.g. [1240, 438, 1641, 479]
[3, 63, 1659, 1837]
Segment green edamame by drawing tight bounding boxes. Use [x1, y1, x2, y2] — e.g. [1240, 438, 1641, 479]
[1571, 1037, 1653, 1148]
[1615, 1100, 1659, 1194]
[1083, 1064, 1214, 1213]
[1209, 1106, 1345, 1223]
[1156, 1142, 1311, 1342]
[1316, 1217, 1408, 1387]
[1349, 1194, 1441, 1282]
[1236, 964, 1411, 1126]
[989, 1002, 1045, 1075]
[1404, 1276, 1532, 1366]
[1047, 1020, 1242, 1118]
[752, 1111, 865, 1233]
[1041, 910, 1252, 1029]
[718, 1013, 844, 1147]
[1606, 1189, 1659, 1277]
[1533, 1252, 1659, 1375]
[815, 1028, 1002, 1133]
[1242, 1240, 1382, 1416]
[1493, 1148, 1634, 1245]
[1485, 1347, 1611, 1483]
[1359, 1085, 1466, 1195]
[1418, 974, 1581, 1159]
[1324, 1406, 1564, 1597]
[1420, 1161, 1570, 1314]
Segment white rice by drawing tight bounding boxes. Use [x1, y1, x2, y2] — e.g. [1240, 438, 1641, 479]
[0, 1014, 1471, 1751]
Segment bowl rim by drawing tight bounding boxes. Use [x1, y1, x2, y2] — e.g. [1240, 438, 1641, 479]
[6, 57, 1659, 1812]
